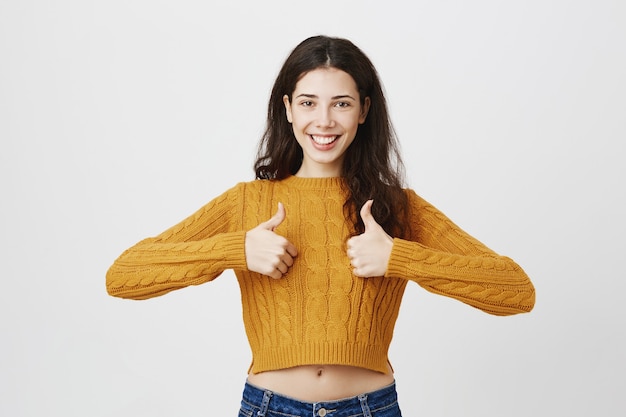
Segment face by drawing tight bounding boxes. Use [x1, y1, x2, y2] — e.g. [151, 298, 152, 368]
[283, 67, 370, 178]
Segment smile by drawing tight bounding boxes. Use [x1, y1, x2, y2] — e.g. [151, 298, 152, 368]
[310, 135, 339, 145]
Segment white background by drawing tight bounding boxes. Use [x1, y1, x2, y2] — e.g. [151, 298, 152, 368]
[1, 0, 624, 416]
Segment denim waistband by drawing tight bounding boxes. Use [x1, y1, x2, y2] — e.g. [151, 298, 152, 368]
[240, 380, 399, 417]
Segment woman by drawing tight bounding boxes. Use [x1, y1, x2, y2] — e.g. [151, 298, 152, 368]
[106, 35, 535, 417]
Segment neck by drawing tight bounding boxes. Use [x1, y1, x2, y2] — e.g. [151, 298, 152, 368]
[296, 162, 343, 178]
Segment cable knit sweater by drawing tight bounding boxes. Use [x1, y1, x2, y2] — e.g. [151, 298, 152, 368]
[106, 176, 535, 374]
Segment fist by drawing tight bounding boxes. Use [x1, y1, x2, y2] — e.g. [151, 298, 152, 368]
[245, 203, 298, 279]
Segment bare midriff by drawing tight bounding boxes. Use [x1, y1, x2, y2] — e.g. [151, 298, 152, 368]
[247, 364, 395, 402]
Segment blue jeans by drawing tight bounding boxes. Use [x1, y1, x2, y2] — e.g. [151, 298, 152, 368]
[239, 381, 402, 417]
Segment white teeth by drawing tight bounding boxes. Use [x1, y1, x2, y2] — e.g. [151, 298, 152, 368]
[311, 135, 337, 145]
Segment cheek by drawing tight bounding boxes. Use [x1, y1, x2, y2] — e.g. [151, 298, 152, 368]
[291, 119, 305, 134]
[291, 113, 311, 132]
[291, 121, 308, 142]
[343, 114, 362, 131]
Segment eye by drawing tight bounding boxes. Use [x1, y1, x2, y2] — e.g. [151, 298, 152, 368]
[300, 100, 314, 107]
[335, 101, 351, 108]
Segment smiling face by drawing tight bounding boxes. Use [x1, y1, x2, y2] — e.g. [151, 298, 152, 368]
[283, 67, 370, 178]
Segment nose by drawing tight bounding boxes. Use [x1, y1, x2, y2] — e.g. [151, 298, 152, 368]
[315, 107, 335, 128]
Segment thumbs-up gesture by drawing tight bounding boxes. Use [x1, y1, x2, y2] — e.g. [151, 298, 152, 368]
[245, 202, 298, 279]
[346, 200, 394, 277]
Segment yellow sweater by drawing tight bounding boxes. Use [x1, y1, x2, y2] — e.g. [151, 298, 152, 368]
[106, 176, 535, 374]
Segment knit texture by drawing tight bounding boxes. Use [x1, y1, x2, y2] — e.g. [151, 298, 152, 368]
[106, 176, 535, 373]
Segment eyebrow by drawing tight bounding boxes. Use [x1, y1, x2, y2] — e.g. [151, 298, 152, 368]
[295, 93, 357, 100]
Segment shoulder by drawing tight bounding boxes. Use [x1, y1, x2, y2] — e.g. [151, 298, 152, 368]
[402, 188, 449, 223]
[402, 187, 429, 208]
[213, 179, 287, 207]
[231, 178, 282, 195]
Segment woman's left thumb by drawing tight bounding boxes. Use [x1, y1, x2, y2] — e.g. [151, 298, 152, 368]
[360, 199, 377, 231]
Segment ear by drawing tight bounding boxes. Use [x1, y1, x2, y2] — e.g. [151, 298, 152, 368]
[359, 97, 371, 124]
[283, 94, 293, 123]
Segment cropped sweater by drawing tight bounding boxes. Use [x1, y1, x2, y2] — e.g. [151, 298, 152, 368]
[106, 176, 535, 374]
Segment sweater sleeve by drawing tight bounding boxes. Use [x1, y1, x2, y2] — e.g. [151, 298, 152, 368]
[106, 183, 249, 300]
[385, 190, 535, 316]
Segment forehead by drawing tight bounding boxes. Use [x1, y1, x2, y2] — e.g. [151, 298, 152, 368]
[293, 67, 359, 95]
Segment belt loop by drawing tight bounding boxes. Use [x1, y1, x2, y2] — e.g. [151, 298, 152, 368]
[358, 393, 372, 417]
[257, 390, 273, 417]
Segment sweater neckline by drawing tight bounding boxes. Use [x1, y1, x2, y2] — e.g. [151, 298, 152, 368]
[281, 175, 346, 190]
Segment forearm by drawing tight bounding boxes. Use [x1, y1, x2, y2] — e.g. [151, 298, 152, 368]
[386, 238, 535, 315]
[106, 232, 248, 299]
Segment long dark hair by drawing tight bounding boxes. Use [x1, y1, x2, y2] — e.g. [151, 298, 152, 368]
[254, 35, 410, 238]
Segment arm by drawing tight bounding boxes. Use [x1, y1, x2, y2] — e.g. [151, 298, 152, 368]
[386, 190, 535, 315]
[105, 184, 248, 300]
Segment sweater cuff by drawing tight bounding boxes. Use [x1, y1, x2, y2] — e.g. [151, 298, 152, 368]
[217, 231, 248, 271]
[385, 238, 420, 279]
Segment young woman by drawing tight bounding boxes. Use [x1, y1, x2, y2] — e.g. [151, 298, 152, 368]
[106, 35, 535, 417]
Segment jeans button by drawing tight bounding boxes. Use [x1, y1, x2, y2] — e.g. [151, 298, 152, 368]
[318, 408, 327, 417]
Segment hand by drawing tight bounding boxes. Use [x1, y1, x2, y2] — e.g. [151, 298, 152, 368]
[346, 200, 393, 277]
[245, 202, 298, 279]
